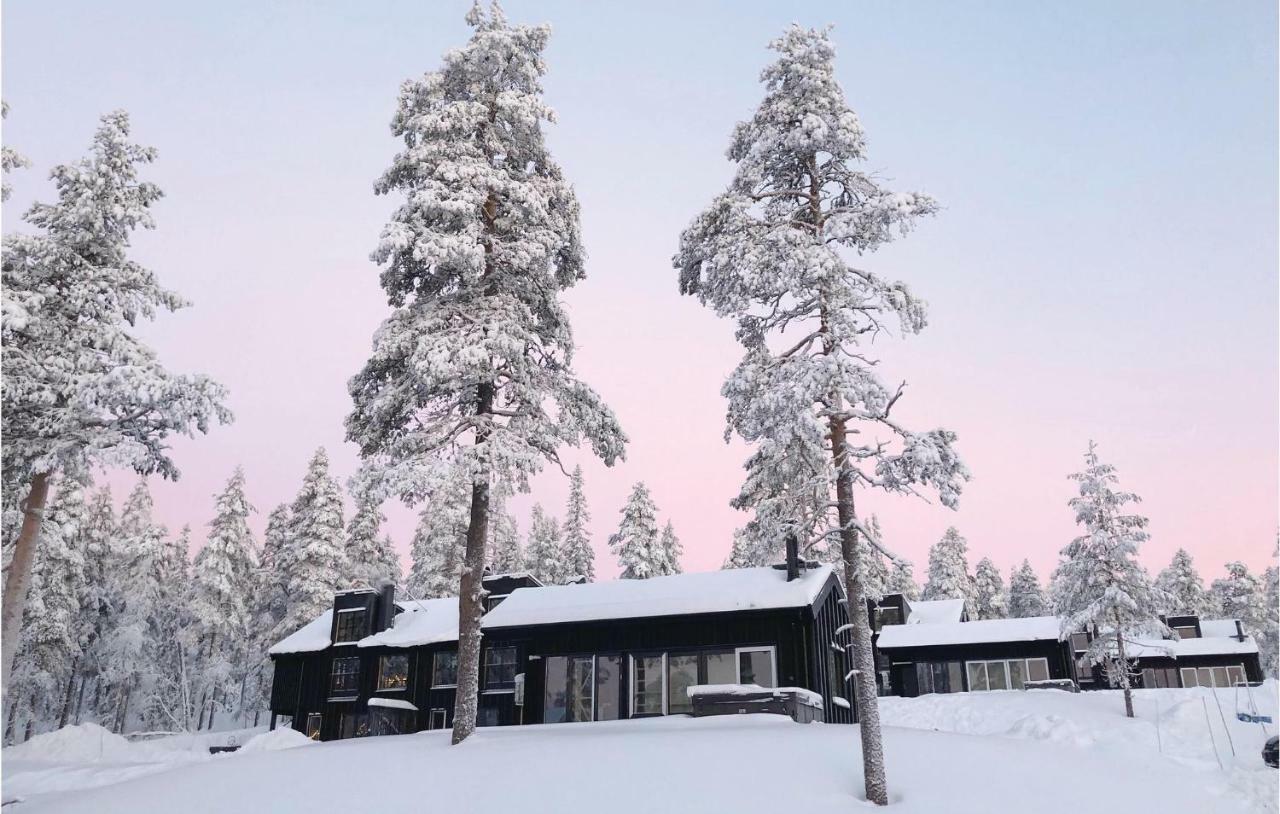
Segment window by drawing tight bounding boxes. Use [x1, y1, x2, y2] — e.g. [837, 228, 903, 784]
[1211, 666, 1229, 688]
[305, 713, 322, 740]
[595, 655, 621, 721]
[339, 712, 369, 739]
[544, 655, 594, 723]
[429, 708, 447, 730]
[1179, 667, 1198, 688]
[1143, 668, 1181, 689]
[378, 655, 409, 692]
[1076, 656, 1094, 682]
[1172, 625, 1199, 640]
[1226, 665, 1245, 687]
[484, 647, 517, 689]
[371, 708, 412, 736]
[703, 650, 737, 685]
[432, 651, 458, 687]
[329, 657, 360, 698]
[737, 646, 777, 688]
[915, 662, 963, 695]
[631, 654, 665, 716]
[1197, 667, 1213, 688]
[1182, 665, 1244, 689]
[1069, 632, 1090, 652]
[874, 606, 902, 631]
[965, 658, 1050, 692]
[667, 654, 698, 715]
[334, 608, 367, 645]
[478, 707, 500, 727]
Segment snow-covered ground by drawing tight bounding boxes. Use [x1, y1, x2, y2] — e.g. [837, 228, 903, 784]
[3, 686, 1275, 813]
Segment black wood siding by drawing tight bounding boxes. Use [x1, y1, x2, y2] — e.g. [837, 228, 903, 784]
[878, 639, 1074, 697]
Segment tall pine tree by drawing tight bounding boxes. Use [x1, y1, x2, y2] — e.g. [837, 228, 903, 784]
[1051, 442, 1164, 718]
[346, 487, 401, 589]
[673, 26, 968, 804]
[1007, 560, 1047, 618]
[0, 111, 230, 688]
[1209, 561, 1266, 635]
[560, 466, 595, 581]
[886, 557, 920, 601]
[275, 449, 347, 645]
[487, 492, 523, 574]
[1154, 548, 1208, 616]
[346, 3, 626, 745]
[971, 557, 1007, 620]
[610, 483, 667, 580]
[923, 527, 975, 606]
[524, 504, 564, 585]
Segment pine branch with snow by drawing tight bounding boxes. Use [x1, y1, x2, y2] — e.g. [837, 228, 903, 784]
[1, 101, 29, 201]
[1209, 561, 1266, 636]
[886, 557, 920, 600]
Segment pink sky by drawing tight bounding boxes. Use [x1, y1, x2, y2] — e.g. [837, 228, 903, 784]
[3, 1, 1276, 583]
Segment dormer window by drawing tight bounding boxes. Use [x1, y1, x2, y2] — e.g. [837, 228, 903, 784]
[1172, 625, 1198, 639]
[334, 608, 368, 645]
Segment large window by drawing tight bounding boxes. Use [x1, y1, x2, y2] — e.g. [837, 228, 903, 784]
[485, 647, 518, 689]
[595, 655, 621, 721]
[432, 651, 458, 687]
[338, 712, 369, 739]
[334, 609, 367, 645]
[378, 655, 409, 692]
[1172, 625, 1199, 640]
[915, 661, 964, 695]
[370, 708, 412, 736]
[329, 657, 360, 699]
[631, 654, 665, 716]
[667, 654, 699, 715]
[1181, 664, 1245, 688]
[305, 713, 322, 740]
[544, 655, 594, 723]
[737, 647, 777, 688]
[1142, 667, 1180, 688]
[966, 658, 1049, 691]
[703, 650, 737, 685]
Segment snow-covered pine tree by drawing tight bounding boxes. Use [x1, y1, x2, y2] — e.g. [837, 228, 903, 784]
[610, 483, 665, 580]
[673, 26, 968, 805]
[1154, 548, 1208, 616]
[1007, 560, 1047, 618]
[1263, 558, 1278, 678]
[72, 486, 117, 724]
[971, 557, 1007, 620]
[923, 527, 975, 606]
[524, 504, 564, 585]
[487, 493, 523, 574]
[850, 516, 890, 601]
[1, 101, 29, 201]
[560, 466, 595, 581]
[148, 524, 194, 731]
[346, 3, 626, 745]
[405, 474, 470, 600]
[886, 557, 920, 600]
[659, 521, 684, 576]
[346, 486, 400, 589]
[190, 469, 257, 732]
[0, 111, 230, 688]
[1209, 561, 1267, 636]
[4, 475, 89, 739]
[250, 504, 291, 724]
[274, 449, 347, 646]
[1051, 442, 1165, 718]
[724, 519, 782, 569]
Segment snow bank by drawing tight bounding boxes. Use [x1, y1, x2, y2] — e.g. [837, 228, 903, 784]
[236, 728, 315, 754]
[4, 724, 137, 764]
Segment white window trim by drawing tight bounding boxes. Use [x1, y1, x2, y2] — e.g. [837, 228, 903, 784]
[735, 645, 778, 688]
[432, 651, 459, 689]
[577, 655, 596, 722]
[1225, 664, 1246, 687]
[629, 653, 667, 717]
[1025, 657, 1050, 683]
[428, 708, 447, 730]
[1179, 667, 1199, 688]
[965, 658, 1048, 692]
[333, 607, 367, 646]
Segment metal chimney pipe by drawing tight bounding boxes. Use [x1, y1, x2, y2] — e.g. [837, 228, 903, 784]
[785, 533, 800, 582]
[378, 583, 396, 633]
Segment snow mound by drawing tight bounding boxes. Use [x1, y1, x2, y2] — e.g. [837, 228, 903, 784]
[5, 724, 137, 764]
[237, 728, 315, 754]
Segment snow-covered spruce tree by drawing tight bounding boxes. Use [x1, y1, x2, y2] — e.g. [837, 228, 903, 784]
[1051, 442, 1165, 718]
[724, 520, 782, 568]
[886, 557, 920, 600]
[850, 516, 889, 601]
[1209, 561, 1267, 635]
[1007, 560, 1047, 618]
[524, 504, 564, 585]
[971, 557, 1007, 620]
[610, 483, 667, 580]
[190, 469, 257, 731]
[250, 504, 290, 721]
[346, 486, 401, 589]
[1, 101, 29, 202]
[922, 527, 975, 605]
[561, 466, 595, 581]
[659, 521, 684, 576]
[0, 111, 230, 688]
[1154, 548, 1208, 616]
[72, 485, 117, 724]
[274, 449, 347, 645]
[1263, 560, 1279, 678]
[487, 493, 523, 574]
[346, 3, 626, 745]
[405, 474, 470, 600]
[148, 524, 194, 731]
[674, 28, 968, 803]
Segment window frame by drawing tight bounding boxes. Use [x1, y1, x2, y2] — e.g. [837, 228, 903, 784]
[735, 645, 778, 688]
[965, 657, 1049, 692]
[1172, 625, 1199, 640]
[377, 654, 410, 693]
[1226, 665, 1246, 687]
[629, 652, 668, 717]
[328, 656, 361, 700]
[333, 607, 368, 646]
[1179, 667, 1199, 688]
[483, 646, 519, 690]
[432, 650, 459, 689]
[305, 712, 322, 740]
[429, 708, 447, 730]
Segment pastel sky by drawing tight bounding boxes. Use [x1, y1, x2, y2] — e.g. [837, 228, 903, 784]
[3, 1, 1276, 582]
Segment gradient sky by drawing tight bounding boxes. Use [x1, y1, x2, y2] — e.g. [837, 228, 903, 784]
[3, 1, 1276, 582]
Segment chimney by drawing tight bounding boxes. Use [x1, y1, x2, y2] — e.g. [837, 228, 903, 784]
[785, 532, 800, 582]
[378, 583, 396, 633]
[1236, 620, 1245, 642]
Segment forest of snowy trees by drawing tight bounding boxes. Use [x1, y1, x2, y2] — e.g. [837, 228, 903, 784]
[0, 11, 1274, 807]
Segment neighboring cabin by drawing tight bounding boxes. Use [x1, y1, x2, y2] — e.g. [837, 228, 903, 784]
[269, 560, 1264, 742]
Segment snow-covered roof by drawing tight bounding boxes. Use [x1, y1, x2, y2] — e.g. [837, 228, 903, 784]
[906, 598, 966, 625]
[878, 615, 1061, 649]
[268, 610, 334, 655]
[367, 697, 418, 711]
[1198, 619, 1244, 639]
[483, 565, 837, 628]
[357, 597, 460, 649]
[1126, 619, 1258, 659]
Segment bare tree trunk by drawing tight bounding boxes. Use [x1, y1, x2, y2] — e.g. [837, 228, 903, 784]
[116, 685, 132, 734]
[58, 658, 79, 728]
[73, 671, 89, 724]
[1115, 614, 1134, 718]
[4, 694, 18, 744]
[208, 686, 218, 731]
[829, 414, 890, 806]
[2, 472, 51, 689]
[451, 383, 494, 746]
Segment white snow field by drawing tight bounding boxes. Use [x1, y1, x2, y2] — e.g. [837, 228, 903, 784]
[3, 685, 1275, 814]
